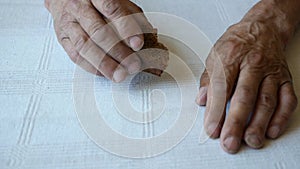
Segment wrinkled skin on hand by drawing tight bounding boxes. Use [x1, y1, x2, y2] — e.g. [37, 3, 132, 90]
[197, 20, 298, 154]
[45, 0, 153, 82]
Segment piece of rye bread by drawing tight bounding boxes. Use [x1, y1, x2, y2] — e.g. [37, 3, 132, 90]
[137, 29, 169, 76]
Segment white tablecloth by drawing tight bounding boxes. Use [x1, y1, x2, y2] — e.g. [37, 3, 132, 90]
[1, 0, 300, 168]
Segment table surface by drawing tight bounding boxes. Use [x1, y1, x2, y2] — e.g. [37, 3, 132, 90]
[1, 0, 300, 169]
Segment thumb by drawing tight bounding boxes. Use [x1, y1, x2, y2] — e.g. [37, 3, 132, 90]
[196, 69, 210, 106]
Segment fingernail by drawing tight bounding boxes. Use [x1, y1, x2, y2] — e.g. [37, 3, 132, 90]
[245, 135, 263, 149]
[128, 60, 141, 74]
[129, 36, 144, 51]
[197, 87, 207, 106]
[206, 123, 219, 138]
[223, 136, 241, 154]
[268, 126, 281, 139]
[113, 67, 127, 83]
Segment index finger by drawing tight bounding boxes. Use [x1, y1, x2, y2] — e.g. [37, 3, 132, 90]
[92, 0, 144, 51]
[67, 0, 141, 74]
[204, 55, 238, 138]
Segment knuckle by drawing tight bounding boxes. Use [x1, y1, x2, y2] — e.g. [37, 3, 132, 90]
[97, 59, 114, 78]
[74, 35, 89, 53]
[109, 45, 129, 61]
[289, 94, 298, 107]
[287, 93, 298, 111]
[259, 92, 276, 112]
[89, 25, 117, 50]
[211, 78, 227, 93]
[55, 24, 70, 43]
[101, 0, 122, 18]
[223, 40, 239, 53]
[110, 50, 124, 62]
[235, 96, 251, 107]
[278, 112, 291, 123]
[88, 22, 104, 37]
[238, 85, 252, 97]
[98, 59, 108, 70]
[247, 53, 265, 66]
[60, 11, 74, 23]
[228, 116, 243, 127]
[215, 39, 242, 63]
[235, 86, 254, 105]
[56, 29, 66, 43]
[281, 84, 298, 112]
